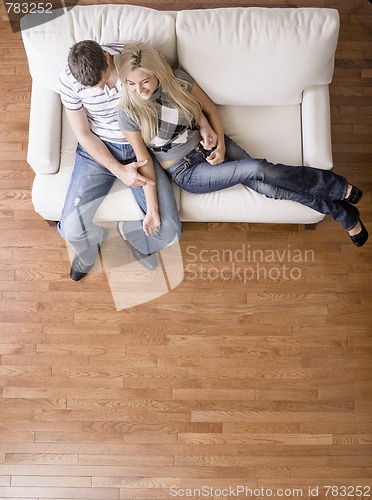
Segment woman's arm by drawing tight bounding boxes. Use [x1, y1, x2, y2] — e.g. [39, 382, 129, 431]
[121, 129, 161, 237]
[197, 112, 218, 151]
[192, 83, 226, 165]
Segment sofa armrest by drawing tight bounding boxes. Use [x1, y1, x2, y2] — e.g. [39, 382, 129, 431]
[27, 80, 62, 174]
[301, 85, 333, 170]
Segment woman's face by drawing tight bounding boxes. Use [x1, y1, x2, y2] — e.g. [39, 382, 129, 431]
[125, 68, 158, 100]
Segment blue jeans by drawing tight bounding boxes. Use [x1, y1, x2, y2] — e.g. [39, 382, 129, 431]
[58, 141, 182, 265]
[165, 135, 359, 231]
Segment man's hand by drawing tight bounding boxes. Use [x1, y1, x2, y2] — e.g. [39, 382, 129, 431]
[65, 109, 155, 188]
[116, 160, 155, 188]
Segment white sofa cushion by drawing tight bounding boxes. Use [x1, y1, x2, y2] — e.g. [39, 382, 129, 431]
[176, 7, 339, 106]
[179, 103, 324, 223]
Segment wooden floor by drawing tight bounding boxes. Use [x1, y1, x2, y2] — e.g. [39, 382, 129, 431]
[0, 0, 371, 499]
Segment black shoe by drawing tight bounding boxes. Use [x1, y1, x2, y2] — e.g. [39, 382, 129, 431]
[345, 185, 363, 205]
[349, 220, 368, 247]
[70, 254, 96, 281]
[69, 227, 109, 281]
[116, 222, 158, 271]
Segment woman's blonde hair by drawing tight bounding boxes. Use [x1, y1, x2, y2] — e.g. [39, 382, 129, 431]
[119, 42, 202, 145]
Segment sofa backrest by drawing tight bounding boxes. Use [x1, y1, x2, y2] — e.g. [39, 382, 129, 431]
[176, 7, 339, 106]
[21, 5, 177, 92]
[21, 5, 339, 105]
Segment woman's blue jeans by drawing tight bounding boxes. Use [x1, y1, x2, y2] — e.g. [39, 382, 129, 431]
[165, 135, 359, 231]
[58, 141, 182, 266]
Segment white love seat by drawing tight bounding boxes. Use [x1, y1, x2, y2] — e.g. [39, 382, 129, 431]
[21, 5, 340, 225]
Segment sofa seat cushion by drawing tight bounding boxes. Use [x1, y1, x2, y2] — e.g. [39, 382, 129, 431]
[179, 103, 322, 223]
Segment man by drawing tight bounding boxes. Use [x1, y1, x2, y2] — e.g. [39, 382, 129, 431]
[58, 40, 182, 281]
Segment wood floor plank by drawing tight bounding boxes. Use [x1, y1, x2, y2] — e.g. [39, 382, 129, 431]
[0, 0, 371, 498]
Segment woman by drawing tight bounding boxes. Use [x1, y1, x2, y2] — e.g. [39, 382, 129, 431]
[117, 42, 368, 247]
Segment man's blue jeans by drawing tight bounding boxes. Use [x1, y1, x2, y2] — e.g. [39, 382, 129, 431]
[165, 135, 359, 231]
[58, 141, 182, 266]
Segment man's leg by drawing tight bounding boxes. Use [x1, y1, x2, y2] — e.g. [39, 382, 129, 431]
[59, 142, 182, 278]
[58, 144, 116, 267]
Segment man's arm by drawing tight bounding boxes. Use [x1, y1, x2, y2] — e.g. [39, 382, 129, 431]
[65, 108, 154, 188]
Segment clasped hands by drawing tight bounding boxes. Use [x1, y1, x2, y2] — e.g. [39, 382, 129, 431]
[199, 124, 225, 165]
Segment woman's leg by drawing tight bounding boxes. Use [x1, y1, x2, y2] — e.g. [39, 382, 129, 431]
[167, 145, 358, 230]
[223, 135, 360, 230]
[266, 187, 360, 231]
[121, 160, 183, 255]
[171, 148, 347, 200]
[223, 136, 349, 202]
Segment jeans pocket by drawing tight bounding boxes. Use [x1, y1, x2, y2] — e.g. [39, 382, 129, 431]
[172, 157, 191, 183]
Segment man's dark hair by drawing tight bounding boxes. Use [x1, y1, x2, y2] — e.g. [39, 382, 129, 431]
[68, 40, 108, 87]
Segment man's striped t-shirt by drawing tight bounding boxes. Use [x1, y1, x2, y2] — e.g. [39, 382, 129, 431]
[59, 43, 127, 144]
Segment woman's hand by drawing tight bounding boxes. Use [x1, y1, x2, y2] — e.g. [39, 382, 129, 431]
[143, 209, 161, 237]
[199, 122, 218, 151]
[120, 130, 161, 237]
[206, 144, 226, 165]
